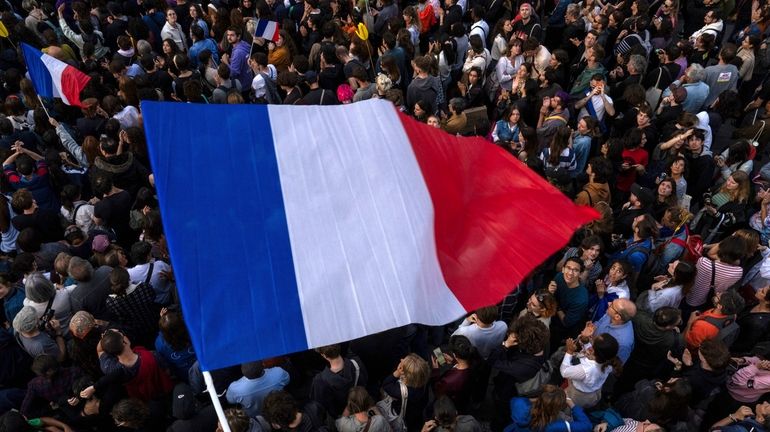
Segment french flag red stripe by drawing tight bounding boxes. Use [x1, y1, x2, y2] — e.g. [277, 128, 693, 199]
[399, 111, 599, 310]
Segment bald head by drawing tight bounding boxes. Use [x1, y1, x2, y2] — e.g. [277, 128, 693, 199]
[612, 298, 637, 323]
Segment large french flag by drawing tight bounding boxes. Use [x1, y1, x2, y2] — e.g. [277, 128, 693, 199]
[22, 43, 91, 107]
[142, 99, 597, 371]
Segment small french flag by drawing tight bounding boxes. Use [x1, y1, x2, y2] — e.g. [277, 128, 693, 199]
[21, 43, 91, 107]
[253, 18, 280, 42]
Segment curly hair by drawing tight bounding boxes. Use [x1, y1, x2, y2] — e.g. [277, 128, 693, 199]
[263, 391, 299, 428]
[510, 314, 549, 355]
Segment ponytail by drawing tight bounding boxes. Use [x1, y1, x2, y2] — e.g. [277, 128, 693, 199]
[602, 356, 623, 376]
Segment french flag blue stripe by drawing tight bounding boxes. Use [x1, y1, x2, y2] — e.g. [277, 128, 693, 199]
[255, 19, 270, 37]
[22, 43, 54, 99]
[141, 102, 307, 370]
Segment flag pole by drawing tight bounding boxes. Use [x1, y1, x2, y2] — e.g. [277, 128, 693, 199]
[37, 95, 50, 118]
[247, 19, 257, 60]
[203, 370, 232, 432]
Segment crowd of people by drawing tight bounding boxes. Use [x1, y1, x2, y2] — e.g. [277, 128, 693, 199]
[0, 0, 769, 430]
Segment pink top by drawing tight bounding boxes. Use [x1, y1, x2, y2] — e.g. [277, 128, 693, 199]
[727, 357, 770, 403]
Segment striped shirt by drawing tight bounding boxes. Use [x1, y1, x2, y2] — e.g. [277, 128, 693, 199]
[540, 147, 577, 172]
[685, 256, 743, 307]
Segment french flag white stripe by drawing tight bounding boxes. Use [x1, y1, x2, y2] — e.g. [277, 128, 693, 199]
[264, 21, 278, 40]
[267, 101, 466, 348]
[41, 54, 69, 104]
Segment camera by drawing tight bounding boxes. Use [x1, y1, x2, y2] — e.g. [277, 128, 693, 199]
[38, 308, 55, 332]
[702, 192, 712, 206]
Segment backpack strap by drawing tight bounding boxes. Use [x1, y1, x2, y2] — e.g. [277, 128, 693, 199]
[71, 202, 86, 225]
[398, 380, 408, 421]
[350, 359, 360, 386]
[145, 262, 155, 287]
[701, 314, 736, 329]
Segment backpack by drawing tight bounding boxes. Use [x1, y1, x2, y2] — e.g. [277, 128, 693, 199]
[515, 360, 553, 397]
[629, 32, 652, 57]
[701, 314, 740, 348]
[669, 226, 703, 264]
[376, 380, 408, 432]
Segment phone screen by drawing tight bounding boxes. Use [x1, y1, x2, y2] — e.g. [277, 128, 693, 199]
[433, 348, 445, 366]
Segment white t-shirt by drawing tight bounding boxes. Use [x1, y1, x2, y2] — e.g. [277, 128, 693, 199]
[451, 319, 507, 359]
[578, 92, 614, 122]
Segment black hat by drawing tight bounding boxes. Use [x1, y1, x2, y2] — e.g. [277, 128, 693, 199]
[631, 183, 654, 208]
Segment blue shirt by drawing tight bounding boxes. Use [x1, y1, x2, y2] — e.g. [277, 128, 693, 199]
[663, 80, 709, 113]
[572, 133, 592, 175]
[593, 314, 634, 364]
[226, 367, 290, 417]
[189, 38, 220, 67]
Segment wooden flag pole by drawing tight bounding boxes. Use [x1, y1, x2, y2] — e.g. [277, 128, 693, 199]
[37, 95, 50, 118]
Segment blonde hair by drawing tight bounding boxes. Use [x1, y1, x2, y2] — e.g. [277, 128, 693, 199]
[400, 353, 430, 388]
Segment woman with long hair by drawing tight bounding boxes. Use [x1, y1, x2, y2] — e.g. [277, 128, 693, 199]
[517, 126, 541, 166]
[159, 38, 180, 74]
[506, 384, 591, 431]
[336, 387, 390, 432]
[496, 39, 524, 91]
[189, 3, 210, 35]
[491, 105, 524, 151]
[640, 260, 696, 312]
[692, 171, 752, 240]
[715, 140, 753, 188]
[572, 116, 599, 174]
[490, 19, 513, 62]
[381, 353, 430, 432]
[118, 76, 139, 108]
[155, 307, 197, 382]
[268, 30, 296, 73]
[402, 6, 421, 50]
[561, 333, 623, 408]
[425, 396, 482, 432]
[664, 156, 687, 203]
[540, 126, 577, 185]
[652, 178, 678, 221]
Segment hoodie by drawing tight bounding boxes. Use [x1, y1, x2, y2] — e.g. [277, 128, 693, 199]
[696, 111, 713, 152]
[488, 346, 546, 402]
[629, 311, 682, 373]
[309, 357, 368, 417]
[92, 152, 150, 198]
[407, 76, 445, 114]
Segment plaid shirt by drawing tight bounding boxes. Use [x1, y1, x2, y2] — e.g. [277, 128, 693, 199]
[21, 367, 81, 416]
[105, 283, 157, 335]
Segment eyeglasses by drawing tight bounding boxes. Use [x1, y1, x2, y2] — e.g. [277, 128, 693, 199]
[564, 265, 581, 273]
